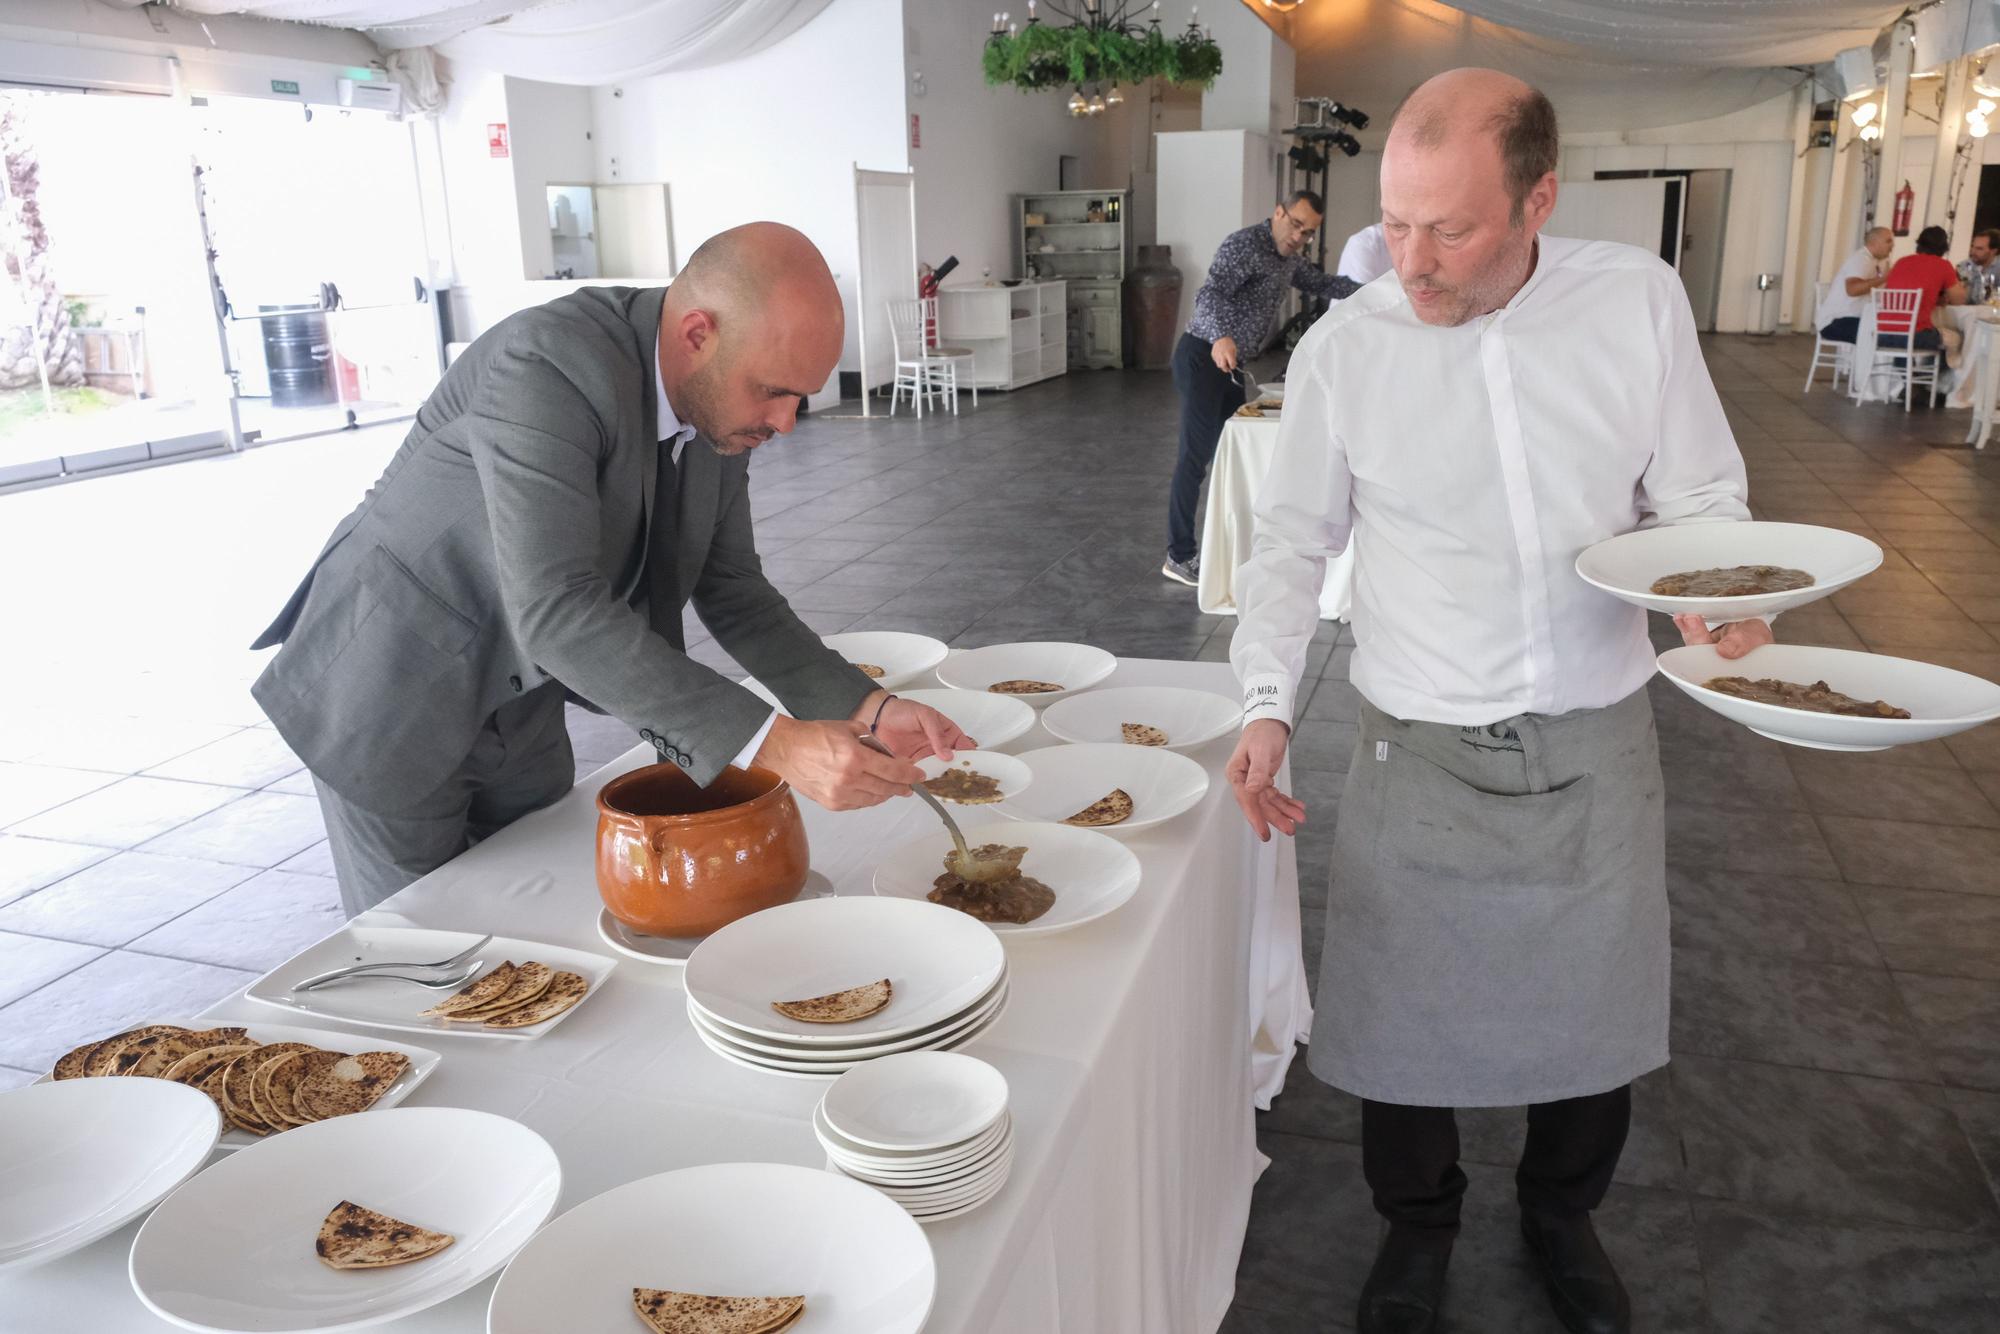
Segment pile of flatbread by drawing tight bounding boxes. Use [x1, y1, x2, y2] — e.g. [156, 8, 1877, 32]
[50, 1024, 410, 1136]
[1064, 789, 1133, 828]
[634, 1289, 805, 1334]
[420, 960, 589, 1028]
[771, 978, 891, 1024]
[317, 1200, 454, 1270]
[988, 678, 1062, 695]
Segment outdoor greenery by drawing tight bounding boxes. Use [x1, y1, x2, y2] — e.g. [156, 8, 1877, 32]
[0, 383, 115, 433]
[982, 22, 1223, 92]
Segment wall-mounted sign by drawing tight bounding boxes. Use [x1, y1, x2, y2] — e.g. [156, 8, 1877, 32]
[489, 123, 511, 158]
[270, 79, 300, 95]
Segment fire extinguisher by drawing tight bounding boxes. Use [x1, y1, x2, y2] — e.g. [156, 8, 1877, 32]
[1893, 180, 1915, 237]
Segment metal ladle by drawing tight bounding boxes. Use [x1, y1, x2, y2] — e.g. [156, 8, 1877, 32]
[858, 735, 1018, 884]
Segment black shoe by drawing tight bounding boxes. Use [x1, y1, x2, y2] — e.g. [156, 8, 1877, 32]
[1356, 1227, 1451, 1334]
[1161, 553, 1200, 586]
[1519, 1210, 1631, 1334]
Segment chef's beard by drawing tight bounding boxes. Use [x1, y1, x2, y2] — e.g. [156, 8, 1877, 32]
[1402, 227, 1538, 328]
[676, 358, 775, 456]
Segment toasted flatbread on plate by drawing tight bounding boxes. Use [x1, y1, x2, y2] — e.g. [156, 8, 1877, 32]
[770, 978, 891, 1025]
[988, 679, 1062, 695]
[253, 1048, 342, 1127]
[223, 1043, 314, 1135]
[446, 960, 554, 1022]
[53, 1030, 131, 1080]
[1063, 788, 1134, 828]
[162, 1042, 261, 1087]
[294, 1051, 412, 1122]
[316, 1201, 454, 1270]
[117, 1030, 210, 1079]
[421, 961, 519, 1017]
[632, 1288, 806, 1334]
[854, 662, 886, 679]
[81, 1025, 186, 1078]
[1121, 722, 1168, 747]
[481, 970, 590, 1029]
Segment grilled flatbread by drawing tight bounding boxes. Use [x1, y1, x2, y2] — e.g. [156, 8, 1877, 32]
[316, 1201, 454, 1270]
[118, 1031, 208, 1079]
[771, 979, 891, 1025]
[1121, 723, 1168, 747]
[481, 971, 590, 1029]
[222, 1042, 313, 1135]
[82, 1025, 186, 1078]
[632, 1289, 806, 1334]
[162, 1042, 261, 1087]
[988, 679, 1062, 695]
[421, 961, 519, 1017]
[854, 662, 886, 679]
[53, 1032, 127, 1080]
[445, 960, 554, 1022]
[1063, 788, 1134, 828]
[294, 1052, 411, 1122]
[254, 1049, 342, 1127]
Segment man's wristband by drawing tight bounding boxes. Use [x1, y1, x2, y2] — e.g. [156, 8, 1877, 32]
[868, 693, 897, 735]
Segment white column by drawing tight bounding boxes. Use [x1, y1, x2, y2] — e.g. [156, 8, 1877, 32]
[1926, 58, 1973, 250]
[1874, 19, 1916, 232]
[1777, 83, 1817, 331]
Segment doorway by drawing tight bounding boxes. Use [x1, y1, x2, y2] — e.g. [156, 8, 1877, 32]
[1593, 167, 1731, 329]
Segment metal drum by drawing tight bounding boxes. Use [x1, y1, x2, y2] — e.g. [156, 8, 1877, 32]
[259, 304, 335, 407]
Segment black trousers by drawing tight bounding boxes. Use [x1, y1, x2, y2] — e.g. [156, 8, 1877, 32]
[1166, 332, 1247, 563]
[1819, 316, 1859, 343]
[1361, 1084, 1631, 1244]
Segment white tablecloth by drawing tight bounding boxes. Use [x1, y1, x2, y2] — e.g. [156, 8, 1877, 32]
[1197, 415, 1353, 621]
[2, 659, 1312, 1334]
[1945, 309, 2000, 449]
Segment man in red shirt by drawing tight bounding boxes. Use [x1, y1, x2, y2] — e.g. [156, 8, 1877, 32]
[1881, 225, 1968, 364]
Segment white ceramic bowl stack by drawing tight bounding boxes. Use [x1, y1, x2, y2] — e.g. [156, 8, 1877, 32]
[815, 1053, 1015, 1222]
[683, 898, 1010, 1080]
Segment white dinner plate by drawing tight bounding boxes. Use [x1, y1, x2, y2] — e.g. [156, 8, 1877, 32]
[819, 1052, 1009, 1152]
[935, 642, 1118, 707]
[814, 1105, 1012, 1175]
[1575, 521, 1881, 620]
[36, 1019, 444, 1152]
[244, 928, 617, 1041]
[0, 1079, 219, 1274]
[894, 688, 1038, 752]
[484, 1164, 935, 1334]
[903, 1172, 1010, 1222]
[830, 1145, 1015, 1206]
[1040, 685, 1241, 751]
[684, 897, 1006, 1045]
[131, 1107, 561, 1334]
[872, 820, 1142, 937]
[822, 631, 950, 690]
[688, 994, 1006, 1079]
[1657, 644, 2000, 751]
[595, 908, 699, 969]
[916, 750, 1033, 805]
[692, 974, 1008, 1059]
[996, 743, 1211, 836]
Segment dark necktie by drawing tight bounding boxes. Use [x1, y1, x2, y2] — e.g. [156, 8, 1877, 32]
[644, 439, 686, 641]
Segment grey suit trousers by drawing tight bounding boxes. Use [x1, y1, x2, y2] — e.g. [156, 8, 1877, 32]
[315, 682, 574, 917]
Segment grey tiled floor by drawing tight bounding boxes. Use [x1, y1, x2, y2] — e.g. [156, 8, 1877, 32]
[3, 336, 2000, 1329]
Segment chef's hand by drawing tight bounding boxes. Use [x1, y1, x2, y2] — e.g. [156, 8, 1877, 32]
[1228, 718, 1306, 842]
[1672, 613, 1774, 660]
[753, 715, 922, 811]
[861, 692, 974, 762]
[1211, 336, 1240, 374]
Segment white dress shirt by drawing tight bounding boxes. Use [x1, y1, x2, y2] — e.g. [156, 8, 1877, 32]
[1336, 224, 1393, 285]
[1817, 246, 1880, 328]
[655, 335, 780, 770]
[1231, 235, 1750, 731]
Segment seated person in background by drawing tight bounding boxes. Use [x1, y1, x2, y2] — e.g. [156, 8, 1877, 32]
[1816, 225, 1891, 343]
[1881, 225, 1968, 366]
[1940, 228, 2000, 333]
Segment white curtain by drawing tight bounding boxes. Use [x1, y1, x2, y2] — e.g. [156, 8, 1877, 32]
[1440, 1, 1907, 68]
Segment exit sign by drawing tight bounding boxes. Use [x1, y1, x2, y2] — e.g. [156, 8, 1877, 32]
[270, 79, 299, 95]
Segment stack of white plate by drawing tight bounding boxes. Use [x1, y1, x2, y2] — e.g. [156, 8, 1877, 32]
[684, 897, 1009, 1080]
[814, 1053, 1014, 1222]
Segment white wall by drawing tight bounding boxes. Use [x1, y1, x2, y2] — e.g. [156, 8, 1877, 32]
[435, 62, 526, 293]
[902, 0, 1119, 284]
[504, 78, 596, 281]
[1157, 129, 1284, 334]
[590, 0, 908, 380]
[1202, 1, 1295, 136]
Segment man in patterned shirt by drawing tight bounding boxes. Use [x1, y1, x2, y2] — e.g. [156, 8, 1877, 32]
[1162, 189, 1360, 586]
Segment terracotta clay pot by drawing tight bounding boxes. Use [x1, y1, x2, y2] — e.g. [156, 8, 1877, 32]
[595, 763, 810, 938]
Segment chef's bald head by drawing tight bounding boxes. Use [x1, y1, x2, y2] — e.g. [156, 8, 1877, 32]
[1389, 69, 1558, 226]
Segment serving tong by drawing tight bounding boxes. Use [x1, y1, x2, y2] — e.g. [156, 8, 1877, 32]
[291, 934, 493, 993]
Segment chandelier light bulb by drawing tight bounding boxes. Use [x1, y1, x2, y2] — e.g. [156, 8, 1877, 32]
[1851, 101, 1878, 128]
[1106, 84, 1125, 106]
[1068, 88, 1087, 115]
[1859, 123, 1883, 141]
[1088, 93, 1107, 114]
[1979, 98, 1995, 116]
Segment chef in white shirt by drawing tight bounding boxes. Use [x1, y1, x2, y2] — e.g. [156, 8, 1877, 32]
[1815, 226, 1893, 343]
[1337, 222, 1393, 285]
[1226, 69, 1770, 1334]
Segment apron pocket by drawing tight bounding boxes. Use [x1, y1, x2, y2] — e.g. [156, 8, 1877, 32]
[1381, 744, 1595, 891]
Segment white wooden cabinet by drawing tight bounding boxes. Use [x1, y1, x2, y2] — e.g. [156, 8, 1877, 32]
[934, 280, 1067, 390]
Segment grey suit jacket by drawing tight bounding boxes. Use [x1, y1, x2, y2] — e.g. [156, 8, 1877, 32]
[250, 285, 874, 813]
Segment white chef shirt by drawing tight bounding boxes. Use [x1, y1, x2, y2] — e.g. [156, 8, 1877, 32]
[1337, 223, 1393, 285]
[1817, 246, 1880, 328]
[655, 334, 780, 770]
[1231, 234, 1750, 731]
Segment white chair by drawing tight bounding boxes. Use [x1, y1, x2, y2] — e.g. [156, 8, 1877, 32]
[886, 298, 969, 417]
[1852, 287, 1941, 412]
[921, 296, 977, 412]
[1802, 280, 1851, 393]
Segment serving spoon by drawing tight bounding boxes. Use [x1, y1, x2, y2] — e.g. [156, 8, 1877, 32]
[858, 735, 1019, 884]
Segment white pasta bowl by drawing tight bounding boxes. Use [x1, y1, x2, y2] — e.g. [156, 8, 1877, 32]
[1576, 521, 1880, 621]
[935, 642, 1117, 708]
[1040, 685, 1241, 751]
[822, 632, 949, 690]
[1656, 644, 2000, 751]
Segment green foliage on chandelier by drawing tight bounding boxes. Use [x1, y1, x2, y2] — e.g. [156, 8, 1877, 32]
[981, 23, 1223, 92]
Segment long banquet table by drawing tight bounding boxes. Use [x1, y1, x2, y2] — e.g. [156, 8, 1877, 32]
[5, 658, 1312, 1334]
[1196, 415, 1354, 621]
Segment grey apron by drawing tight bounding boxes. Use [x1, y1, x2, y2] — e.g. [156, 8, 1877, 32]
[1306, 686, 1668, 1108]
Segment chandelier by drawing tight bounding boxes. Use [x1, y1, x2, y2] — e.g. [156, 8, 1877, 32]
[983, 1, 1224, 116]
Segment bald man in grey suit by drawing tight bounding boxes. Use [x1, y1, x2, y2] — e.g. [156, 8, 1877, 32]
[252, 224, 969, 915]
